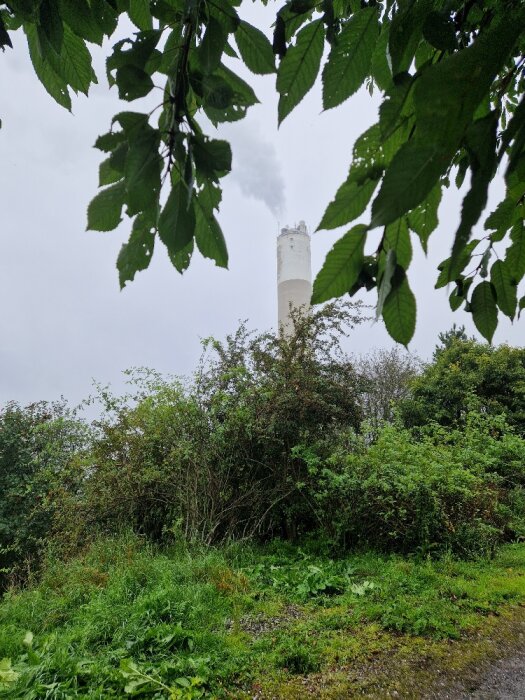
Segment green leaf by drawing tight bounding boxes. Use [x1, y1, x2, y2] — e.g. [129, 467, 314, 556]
[116, 64, 154, 101]
[109, 141, 128, 172]
[158, 180, 196, 257]
[0, 13, 12, 50]
[485, 197, 516, 239]
[414, 11, 525, 149]
[39, 0, 63, 54]
[157, 27, 181, 74]
[218, 64, 258, 105]
[371, 140, 447, 228]
[318, 177, 378, 231]
[273, 12, 286, 58]
[124, 127, 161, 216]
[311, 225, 366, 303]
[120, 658, 140, 676]
[198, 17, 227, 75]
[99, 157, 123, 186]
[318, 124, 383, 230]
[25, 24, 71, 109]
[379, 73, 414, 141]
[384, 217, 412, 270]
[129, 0, 152, 31]
[200, 74, 234, 109]
[347, 123, 384, 183]
[208, 1, 239, 34]
[506, 221, 525, 283]
[449, 112, 498, 280]
[490, 260, 517, 319]
[422, 11, 457, 51]
[124, 679, 151, 694]
[322, 7, 378, 110]
[0, 658, 20, 684]
[58, 0, 104, 45]
[90, 0, 118, 38]
[407, 183, 441, 253]
[203, 64, 258, 123]
[192, 137, 232, 180]
[376, 248, 396, 319]
[235, 20, 275, 75]
[117, 212, 155, 288]
[470, 281, 498, 342]
[194, 186, 228, 268]
[382, 268, 416, 346]
[499, 95, 525, 160]
[370, 22, 391, 91]
[170, 240, 194, 274]
[449, 287, 464, 312]
[388, 0, 432, 76]
[435, 239, 480, 288]
[455, 154, 469, 189]
[519, 295, 525, 318]
[94, 130, 126, 153]
[372, 8, 525, 230]
[276, 19, 324, 125]
[57, 25, 96, 95]
[107, 31, 161, 82]
[87, 182, 125, 231]
[195, 212, 228, 268]
[112, 111, 150, 136]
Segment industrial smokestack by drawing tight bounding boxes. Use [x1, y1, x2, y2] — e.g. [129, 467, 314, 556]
[277, 221, 312, 334]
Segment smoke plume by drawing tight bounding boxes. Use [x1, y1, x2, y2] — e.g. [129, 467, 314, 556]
[224, 122, 286, 217]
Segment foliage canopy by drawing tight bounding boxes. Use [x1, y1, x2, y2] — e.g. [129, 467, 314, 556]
[1, 0, 525, 342]
[399, 338, 525, 432]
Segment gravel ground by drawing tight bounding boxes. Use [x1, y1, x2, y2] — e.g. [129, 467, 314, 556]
[459, 649, 525, 699]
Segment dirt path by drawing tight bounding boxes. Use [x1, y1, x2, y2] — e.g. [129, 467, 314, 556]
[457, 649, 525, 699]
[343, 610, 525, 699]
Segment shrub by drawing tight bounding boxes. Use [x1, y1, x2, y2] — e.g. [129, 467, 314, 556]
[0, 401, 89, 588]
[399, 340, 525, 434]
[58, 303, 365, 547]
[310, 424, 506, 557]
[423, 412, 525, 541]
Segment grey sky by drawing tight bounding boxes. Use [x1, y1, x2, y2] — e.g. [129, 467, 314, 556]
[1, 3, 523, 409]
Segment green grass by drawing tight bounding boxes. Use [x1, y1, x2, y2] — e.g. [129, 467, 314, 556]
[2, 535, 525, 698]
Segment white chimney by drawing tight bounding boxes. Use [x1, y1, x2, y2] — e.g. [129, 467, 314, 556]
[277, 220, 312, 334]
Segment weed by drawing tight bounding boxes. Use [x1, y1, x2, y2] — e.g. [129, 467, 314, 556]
[2, 536, 525, 697]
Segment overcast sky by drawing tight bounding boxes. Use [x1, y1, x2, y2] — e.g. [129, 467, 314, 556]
[1, 2, 523, 410]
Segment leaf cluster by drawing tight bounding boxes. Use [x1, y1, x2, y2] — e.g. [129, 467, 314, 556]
[271, 0, 525, 342]
[3, 0, 525, 340]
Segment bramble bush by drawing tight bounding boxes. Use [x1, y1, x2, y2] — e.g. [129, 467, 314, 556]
[303, 412, 525, 557]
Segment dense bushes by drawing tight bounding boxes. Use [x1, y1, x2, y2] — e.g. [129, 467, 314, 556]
[2, 315, 525, 587]
[0, 401, 88, 587]
[56, 303, 365, 550]
[307, 417, 525, 557]
[399, 340, 525, 433]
